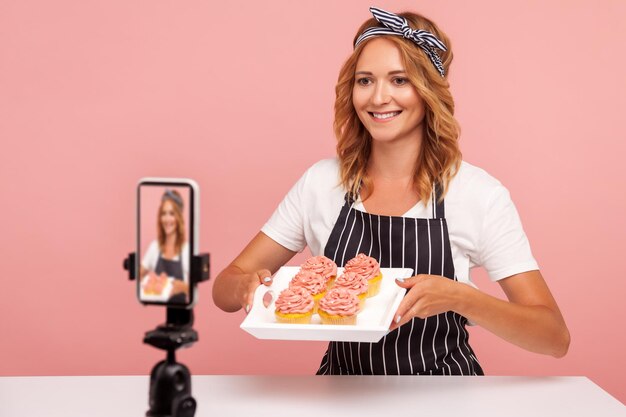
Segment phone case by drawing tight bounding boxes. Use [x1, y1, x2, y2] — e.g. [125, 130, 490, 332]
[136, 177, 199, 309]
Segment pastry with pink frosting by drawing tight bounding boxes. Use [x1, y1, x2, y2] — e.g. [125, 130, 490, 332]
[274, 286, 315, 324]
[289, 270, 327, 312]
[333, 271, 369, 309]
[300, 255, 338, 287]
[143, 271, 168, 295]
[343, 253, 383, 297]
[318, 288, 360, 325]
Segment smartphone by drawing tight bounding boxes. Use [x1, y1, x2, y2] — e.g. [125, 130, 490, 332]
[136, 178, 199, 308]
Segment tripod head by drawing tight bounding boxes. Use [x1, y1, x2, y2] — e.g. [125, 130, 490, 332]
[144, 308, 197, 352]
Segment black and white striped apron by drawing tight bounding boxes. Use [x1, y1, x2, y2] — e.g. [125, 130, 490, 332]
[155, 253, 186, 304]
[316, 186, 484, 375]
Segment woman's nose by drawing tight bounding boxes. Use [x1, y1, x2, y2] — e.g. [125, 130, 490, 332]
[371, 81, 391, 105]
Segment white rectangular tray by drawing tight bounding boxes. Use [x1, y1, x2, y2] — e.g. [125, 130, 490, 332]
[139, 275, 173, 302]
[240, 266, 413, 343]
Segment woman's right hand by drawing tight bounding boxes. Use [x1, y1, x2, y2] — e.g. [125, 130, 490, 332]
[212, 232, 296, 313]
[237, 269, 273, 313]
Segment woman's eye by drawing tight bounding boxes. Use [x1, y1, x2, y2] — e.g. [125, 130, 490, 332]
[356, 78, 372, 86]
[393, 77, 408, 86]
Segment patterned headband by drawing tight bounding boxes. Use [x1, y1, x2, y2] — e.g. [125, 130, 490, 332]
[354, 7, 447, 77]
[162, 189, 183, 210]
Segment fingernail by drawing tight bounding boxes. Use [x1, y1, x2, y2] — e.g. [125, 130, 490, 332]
[395, 315, 401, 324]
[263, 277, 272, 283]
[245, 304, 250, 314]
[396, 277, 405, 283]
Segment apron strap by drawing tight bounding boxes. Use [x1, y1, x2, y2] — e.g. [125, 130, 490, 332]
[431, 183, 445, 219]
[323, 192, 355, 261]
[344, 182, 445, 219]
[345, 190, 357, 206]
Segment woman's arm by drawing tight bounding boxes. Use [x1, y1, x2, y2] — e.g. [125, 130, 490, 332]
[391, 270, 570, 358]
[139, 240, 158, 280]
[212, 232, 297, 313]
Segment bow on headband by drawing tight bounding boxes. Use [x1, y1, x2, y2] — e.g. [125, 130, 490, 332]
[162, 189, 184, 209]
[354, 7, 447, 77]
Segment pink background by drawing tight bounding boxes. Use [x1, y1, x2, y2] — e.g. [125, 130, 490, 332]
[1, 0, 625, 404]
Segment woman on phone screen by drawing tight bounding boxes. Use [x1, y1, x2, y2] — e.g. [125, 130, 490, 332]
[141, 189, 189, 303]
[213, 7, 570, 375]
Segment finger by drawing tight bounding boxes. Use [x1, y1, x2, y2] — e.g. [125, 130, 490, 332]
[245, 289, 255, 314]
[389, 287, 422, 330]
[395, 284, 422, 316]
[394, 274, 425, 288]
[389, 302, 422, 331]
[245, 272, 266, 313]
[257, 269, 273, 286]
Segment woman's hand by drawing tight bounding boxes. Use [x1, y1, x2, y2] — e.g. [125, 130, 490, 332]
[389, 274, 463, 330]
[389, 270, 570, 357]
[212, 232, 296, 313]
[235, 269, 273, 313]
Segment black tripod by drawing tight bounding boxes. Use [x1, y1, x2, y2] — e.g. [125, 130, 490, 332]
[124, 252, 210, 417]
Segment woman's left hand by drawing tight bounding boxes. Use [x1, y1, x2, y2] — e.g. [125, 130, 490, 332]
[389, 274, 464, 330]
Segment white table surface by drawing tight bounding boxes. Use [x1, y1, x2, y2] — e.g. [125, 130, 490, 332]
[0, 375, 624, 417]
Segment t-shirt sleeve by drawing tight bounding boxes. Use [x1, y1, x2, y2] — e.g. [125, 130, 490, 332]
[477, 185, 539, 281]
[261, 168, 310, 253]
[141, 240, 159, 271]
[182, 242, 190, 281]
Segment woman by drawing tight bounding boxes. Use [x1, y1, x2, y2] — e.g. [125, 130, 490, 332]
[141, 189, 189, 303]
[212, 7, 569, 375]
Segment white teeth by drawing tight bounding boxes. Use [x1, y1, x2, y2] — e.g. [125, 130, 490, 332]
[372, 111, 400, 119]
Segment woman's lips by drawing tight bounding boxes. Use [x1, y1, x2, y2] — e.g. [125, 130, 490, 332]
[369, 111, 401, 122]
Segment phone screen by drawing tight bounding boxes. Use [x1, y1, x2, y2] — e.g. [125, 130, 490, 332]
[137, 182, 194, 307]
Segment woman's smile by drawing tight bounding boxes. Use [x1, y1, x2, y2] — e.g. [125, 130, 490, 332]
[369, 110, 402, 122]
[163, 221, 176, 233]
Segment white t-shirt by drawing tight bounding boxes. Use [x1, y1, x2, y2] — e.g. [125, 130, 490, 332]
[261, 158, 538, 286]
[141, 240, 190, 280]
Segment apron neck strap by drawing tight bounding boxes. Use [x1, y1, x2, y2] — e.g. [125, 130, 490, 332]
[343, 182, 445, 218]
[431, 183, 445, 219]
[345, 190, 357, 206]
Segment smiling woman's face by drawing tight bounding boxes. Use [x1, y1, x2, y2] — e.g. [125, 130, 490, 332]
[160, 200, 178, 237]
[352, 37, 425, 145]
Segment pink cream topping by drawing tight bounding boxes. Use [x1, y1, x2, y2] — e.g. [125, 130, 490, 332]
[344, 253, 381, 280]
[300, 256, 338, 282]
[319, 288, 360, 316]
[275, 287, 314, 314]
[334, 271, 369, 296]
[289, 270, 327, 295]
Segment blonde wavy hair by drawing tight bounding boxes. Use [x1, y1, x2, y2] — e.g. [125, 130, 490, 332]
[335, 11, 461, 204]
